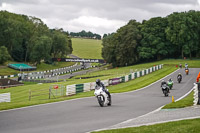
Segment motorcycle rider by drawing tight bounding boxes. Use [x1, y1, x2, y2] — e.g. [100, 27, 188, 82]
[161, 80, 170, 93]
[167, 78, 173, 89]
[185, 63, 188, 70]
[161, 80, 167, 87]
[177, 73, 182, 80]
[95, 79, 111, 99]
[168, 78, 173, 82]
[197, 72, 200, 82]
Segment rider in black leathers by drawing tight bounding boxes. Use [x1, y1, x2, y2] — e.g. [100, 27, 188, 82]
[161, 80, 170, 93]
[95, 79, 111, 98]
[161, 80, 167, 87]
[177, 73, 182, 80]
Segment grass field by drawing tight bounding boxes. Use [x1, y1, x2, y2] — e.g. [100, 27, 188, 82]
[72, 38, 102, 59]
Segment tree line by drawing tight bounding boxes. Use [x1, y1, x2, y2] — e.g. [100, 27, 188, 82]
[102, 10, 200, 67]
[0, 11, 73, 65]
[70, 30, 101, 40]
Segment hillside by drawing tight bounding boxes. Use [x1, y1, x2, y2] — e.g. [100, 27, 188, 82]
[71, 38, 103, 59]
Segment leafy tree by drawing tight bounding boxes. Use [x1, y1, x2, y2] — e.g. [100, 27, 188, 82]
[102, 20, 142, 67]
[0, 46, 12, 64]
[70, 30, 101, 39]
[103, 34, 108, 38]
[51, 29, 72, 58]
[166, 11, 200, 58]
[102, 33, 118, 67]
[139, 17, 171, 60]
[30, 36, 52, 65]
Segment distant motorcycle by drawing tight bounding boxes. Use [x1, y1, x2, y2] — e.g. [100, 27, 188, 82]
[94, 87, 111, 107]
[185, 69, 189, 75]
[167, 80, 173, 90]
[177, 75, 182, 83]
[161, 84, 169, 97]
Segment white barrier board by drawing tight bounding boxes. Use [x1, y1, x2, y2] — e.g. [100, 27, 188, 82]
[0, 93, 11, 103]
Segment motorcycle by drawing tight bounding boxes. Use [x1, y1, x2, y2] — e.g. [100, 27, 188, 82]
[185, 69, 189, 75]
[94, 87, 111, 107]
[167, 80, 173, 90]
[161, 84, 169, 97]
[177, 76, 182, 83]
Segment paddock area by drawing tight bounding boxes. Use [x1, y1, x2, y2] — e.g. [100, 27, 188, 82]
[8, 63, 36, 71]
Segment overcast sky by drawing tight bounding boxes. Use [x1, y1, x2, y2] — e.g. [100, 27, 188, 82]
[0, 0, 200, 35]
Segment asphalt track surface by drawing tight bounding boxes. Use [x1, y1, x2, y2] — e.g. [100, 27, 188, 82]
[0, 68, 199, 133]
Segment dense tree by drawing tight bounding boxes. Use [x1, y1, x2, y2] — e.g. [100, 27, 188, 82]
[0, 11, 73, 65]
[70, 30, 101, 39]
[102, 10, 200, 67]
[30, 36, 52, 65]
[51, 29, 73, 58]
[0, 46, 12, 64]
[166, 11, 200, 58]
[102, 20, 142, 67]
[139, 17, 171, 60]
[102, 33, 118, 67]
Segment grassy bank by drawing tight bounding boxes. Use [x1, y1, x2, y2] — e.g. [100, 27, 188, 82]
[92, 118, 200, 133]
[72, 38, 102, 59]
[162, 91, 194, 109]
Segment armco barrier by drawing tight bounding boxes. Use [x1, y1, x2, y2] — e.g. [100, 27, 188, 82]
[76, 84, 84, 93]
[193, 83, 200, 105]
[66, 85, 76, 96]
[83, 83, 91, 92]
[66, 64, 163, 96]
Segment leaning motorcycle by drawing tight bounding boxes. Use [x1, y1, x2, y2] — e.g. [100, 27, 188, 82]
[177, 76, 182, 83]
[94, 87, 111, 107]
[161, 84, 169, 97]
[167, 80, 173, 90]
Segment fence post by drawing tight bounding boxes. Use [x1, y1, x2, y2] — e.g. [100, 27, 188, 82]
[29, 89, 31, 101]
[49, 88, 51, 99]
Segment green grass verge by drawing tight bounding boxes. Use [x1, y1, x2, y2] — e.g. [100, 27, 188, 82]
[162, 91, 194, 109]
[92, 118, 200, 133]
[72, 38, 102, 59]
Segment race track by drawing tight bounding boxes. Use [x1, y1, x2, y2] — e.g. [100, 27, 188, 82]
[0, 68, 199, 133]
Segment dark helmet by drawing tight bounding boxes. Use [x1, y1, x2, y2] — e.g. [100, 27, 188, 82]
[96, 79, 101, 85]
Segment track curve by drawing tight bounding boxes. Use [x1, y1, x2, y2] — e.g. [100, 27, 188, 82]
[0, 68, 199, 133]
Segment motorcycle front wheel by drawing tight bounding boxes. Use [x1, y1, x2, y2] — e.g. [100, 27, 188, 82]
[97, 95, 105, 107]
[163, 90, 168, 97]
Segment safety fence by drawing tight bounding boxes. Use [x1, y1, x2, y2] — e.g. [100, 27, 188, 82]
[29, 84, 65, 101]
[193, 83, 200, 105]
[66, 64, 163, 96]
